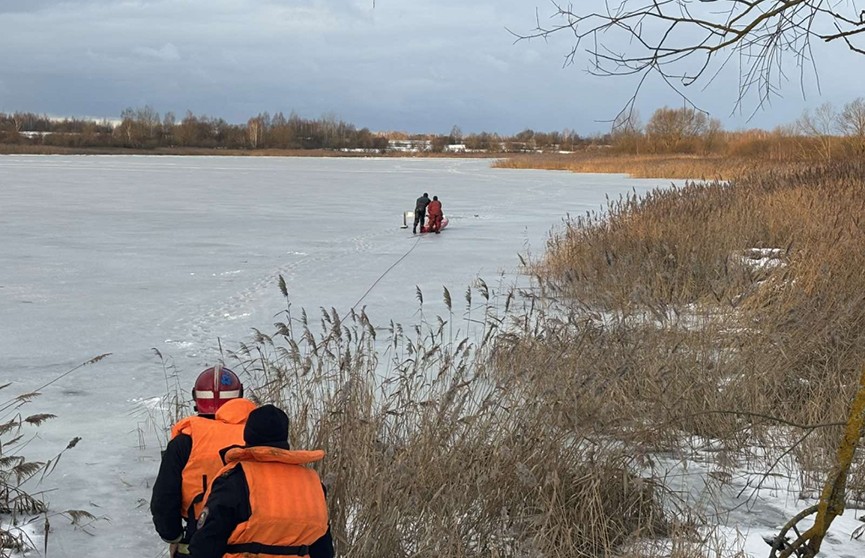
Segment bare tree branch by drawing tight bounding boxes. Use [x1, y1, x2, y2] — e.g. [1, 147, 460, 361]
[512, 1, 865, 115]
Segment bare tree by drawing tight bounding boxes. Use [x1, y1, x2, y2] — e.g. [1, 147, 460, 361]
[247, 115, 267, 149]
[838, 97, 865, 152]
[175, 110, 201, 147]
[796, 101, 838, 159]
[136, 105, 161, 140]
[610, 108, 644, 152]
[515, 2, 865, 116]
[612, 108, 642, 135]
[449, 125, 463, 144]
[117, 107, 140, 146]
[645, 106, 714, 153]
[11, 112, 26, 134]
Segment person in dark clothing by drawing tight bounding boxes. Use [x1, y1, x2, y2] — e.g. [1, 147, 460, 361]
[427, 195, 443, 233]
[189, 405, 334, 558]
[413, 192, 431, 234]
[151, 366, 254, 558]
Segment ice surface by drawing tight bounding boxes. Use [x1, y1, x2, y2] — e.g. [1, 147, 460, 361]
[0, 155, 665, 556]
[1, 155, 860, 557]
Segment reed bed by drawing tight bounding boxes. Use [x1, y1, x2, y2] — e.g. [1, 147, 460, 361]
[5, 153, 860, 555]
[215, 160, 865, 556]
[221, 286, 683, 558]
[492, 153, 762, 180]
[535, 160, 865, 496]
[0, 357, 105, 556]
[491, 152, 842, 181]
[123, 160, 865, 557]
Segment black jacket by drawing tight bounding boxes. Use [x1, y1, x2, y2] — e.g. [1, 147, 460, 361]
[188, 458, 334, 558]
[414, 194, 431, 214]
[151, 433, 194, 543]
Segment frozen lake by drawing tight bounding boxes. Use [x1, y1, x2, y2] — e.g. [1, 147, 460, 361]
[0, 155, 665, 556]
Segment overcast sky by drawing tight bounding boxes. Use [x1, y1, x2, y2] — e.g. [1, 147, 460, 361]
[0, 0, 862, 136]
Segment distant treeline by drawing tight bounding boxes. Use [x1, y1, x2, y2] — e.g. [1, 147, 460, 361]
[3, 99, 865, 158]
[607, 99, 865, 160]
[0, 107, 598, 153]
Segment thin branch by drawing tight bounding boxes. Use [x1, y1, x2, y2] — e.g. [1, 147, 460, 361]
[513, 0, 865, 117]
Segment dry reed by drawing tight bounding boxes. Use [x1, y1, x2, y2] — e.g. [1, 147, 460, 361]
[491, 144, 861, 180]
[534, 160, 865, 500]
[145, 161, 865, 557]
[219, 285, 679, 558]
[0, 357, 106, 556]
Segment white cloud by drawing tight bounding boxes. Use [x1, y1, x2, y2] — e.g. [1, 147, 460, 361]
[133, 43, 180, 61]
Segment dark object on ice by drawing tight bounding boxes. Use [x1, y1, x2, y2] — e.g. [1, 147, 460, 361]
[413, 193, 430, 234]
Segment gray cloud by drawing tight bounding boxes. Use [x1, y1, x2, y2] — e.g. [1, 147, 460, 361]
[133, 44, 181, 62]
[0, 0, 860, 135]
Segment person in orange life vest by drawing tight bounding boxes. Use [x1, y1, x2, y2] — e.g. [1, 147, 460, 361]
[189, 404, 334, 558]
[151, 365, 255, 558]
[427, 195, 443, 233]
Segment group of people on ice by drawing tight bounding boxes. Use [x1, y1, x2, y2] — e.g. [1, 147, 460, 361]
[151, 202, 456, 556]
[413, 192, 445, 234]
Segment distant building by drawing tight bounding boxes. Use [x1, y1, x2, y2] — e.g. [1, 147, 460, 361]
[339, 147, 383, 154]
[444, 143, 466, 153]
[19, 131, 54, 139]
[387, 139, 432, 153]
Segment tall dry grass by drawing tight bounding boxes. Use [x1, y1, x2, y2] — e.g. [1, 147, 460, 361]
[138, 349, 193, 451]
[220, 285, 683, 558]
[0, 356, 106, 556]
[150, 161, 865, 557]
[492, 135, 864, 179]
[493, 153, 763, 180]
[534, 161, 865, 497]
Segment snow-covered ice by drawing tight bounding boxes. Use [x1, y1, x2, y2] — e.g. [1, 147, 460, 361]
[0, 155, 662, 556]
[1, 155, 861, 557]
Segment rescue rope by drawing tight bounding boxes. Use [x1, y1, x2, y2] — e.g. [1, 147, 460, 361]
[351, 235, 422, 311]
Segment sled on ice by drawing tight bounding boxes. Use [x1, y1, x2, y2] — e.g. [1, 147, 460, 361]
[402, 210, 449, 233]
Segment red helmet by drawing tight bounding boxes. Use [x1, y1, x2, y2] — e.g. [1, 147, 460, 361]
[192, 364, 243, 415]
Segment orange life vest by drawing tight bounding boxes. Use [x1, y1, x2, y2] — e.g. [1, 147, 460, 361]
[216, 446, 328, 558]
[171, 398, 256, 520]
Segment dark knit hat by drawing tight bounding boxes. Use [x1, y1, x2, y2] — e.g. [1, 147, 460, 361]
[244, 404, 289, 447]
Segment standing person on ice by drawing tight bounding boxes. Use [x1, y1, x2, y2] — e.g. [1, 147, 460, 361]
[413, 192, 431, 234]
[189, 404, 334, 558]
[427, 195, 443, 234]
[151, 365, 255, 558]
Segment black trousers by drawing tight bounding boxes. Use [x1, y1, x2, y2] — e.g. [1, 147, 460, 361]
[413, 210, 425, 232]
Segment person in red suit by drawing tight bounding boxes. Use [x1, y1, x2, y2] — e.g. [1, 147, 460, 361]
[427, 195, 443, 234]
